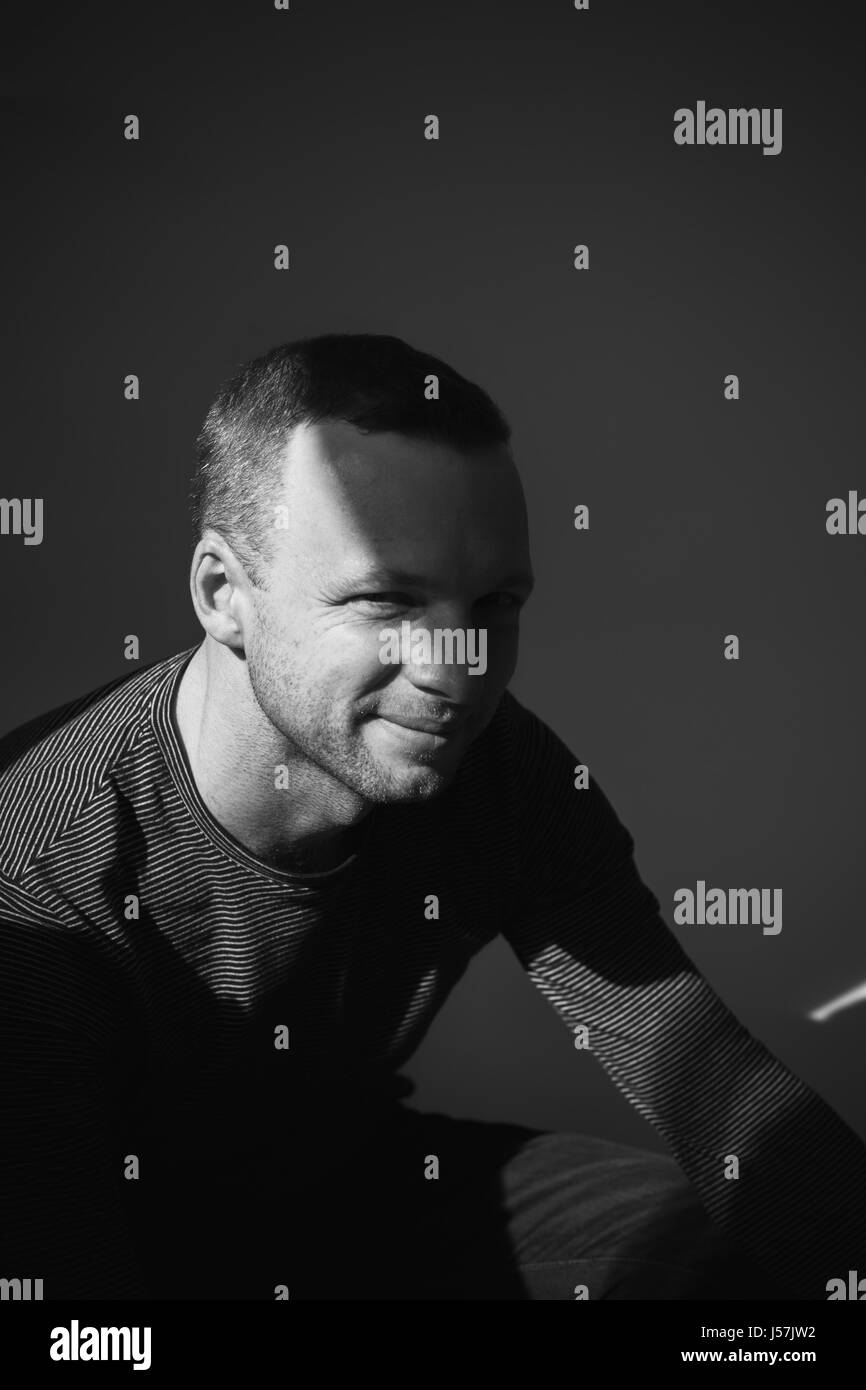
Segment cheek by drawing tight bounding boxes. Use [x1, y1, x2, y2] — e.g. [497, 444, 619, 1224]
[314, 625, 398, 694]
[485, 625, 520, 673]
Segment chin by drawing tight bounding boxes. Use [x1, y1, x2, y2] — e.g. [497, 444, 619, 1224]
[358, 722, 466, 801]
[375, 762, 457, 804]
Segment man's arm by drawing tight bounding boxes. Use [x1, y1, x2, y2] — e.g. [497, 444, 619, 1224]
[500, 693, 866, 1300]
[0, 915, 151, 1298]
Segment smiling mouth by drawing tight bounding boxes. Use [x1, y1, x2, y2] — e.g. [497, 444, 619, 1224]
[377, 714, 463, 737]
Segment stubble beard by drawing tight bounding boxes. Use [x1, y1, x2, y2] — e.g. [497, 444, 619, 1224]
[244, 626, 455, 808]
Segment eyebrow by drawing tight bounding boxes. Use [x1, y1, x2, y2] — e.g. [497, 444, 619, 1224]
[344, 567, 535, 594]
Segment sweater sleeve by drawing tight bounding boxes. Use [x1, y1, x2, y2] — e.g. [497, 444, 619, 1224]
[499, 692, 866, 1300]
[0, 911, 151, 1298]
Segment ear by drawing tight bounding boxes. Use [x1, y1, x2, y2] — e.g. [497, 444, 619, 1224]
[188, 530, 254, 651]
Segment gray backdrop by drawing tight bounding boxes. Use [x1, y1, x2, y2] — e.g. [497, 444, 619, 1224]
[3, 0, 863, 1148]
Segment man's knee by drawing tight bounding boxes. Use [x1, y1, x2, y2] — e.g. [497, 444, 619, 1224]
[502, 1131, 783, 1298]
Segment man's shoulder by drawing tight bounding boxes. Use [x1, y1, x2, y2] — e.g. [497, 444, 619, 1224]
[0, 648, 194, 902]
[439, 688, 577, 845]
[452, 687, 635, 884]
[459, 687, 574, 783]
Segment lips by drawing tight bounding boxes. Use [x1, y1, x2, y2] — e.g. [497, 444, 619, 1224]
[378, 714, 462, 736]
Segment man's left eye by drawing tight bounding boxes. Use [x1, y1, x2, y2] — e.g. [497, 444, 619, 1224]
[479, 593, 522, 609]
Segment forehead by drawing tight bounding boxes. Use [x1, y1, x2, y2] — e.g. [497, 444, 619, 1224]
[278, 419, 529, 583]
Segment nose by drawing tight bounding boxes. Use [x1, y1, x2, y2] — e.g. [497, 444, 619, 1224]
[401, 613, 487, 706]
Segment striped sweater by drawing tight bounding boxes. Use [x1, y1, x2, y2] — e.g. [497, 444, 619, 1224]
[1, 646, 864, 1298]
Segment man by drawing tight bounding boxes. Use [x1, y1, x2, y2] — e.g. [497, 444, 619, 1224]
[1, 333, 864, 1300]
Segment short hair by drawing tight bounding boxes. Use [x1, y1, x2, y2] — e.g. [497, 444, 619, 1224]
[189, 332, 512, 587]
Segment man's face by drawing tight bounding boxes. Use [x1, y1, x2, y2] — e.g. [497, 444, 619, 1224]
[243, 418, 534, 804]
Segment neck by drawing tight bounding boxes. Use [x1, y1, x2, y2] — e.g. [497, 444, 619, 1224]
[173, 638, 372, 869]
